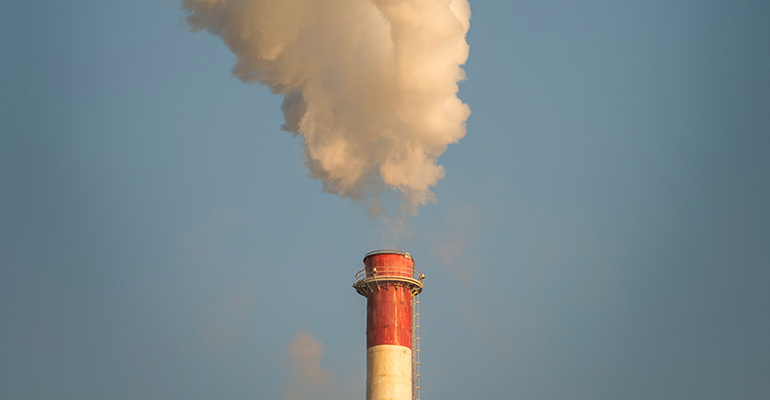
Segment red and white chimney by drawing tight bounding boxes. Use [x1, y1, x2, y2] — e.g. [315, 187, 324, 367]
[354, 250, 424, 400]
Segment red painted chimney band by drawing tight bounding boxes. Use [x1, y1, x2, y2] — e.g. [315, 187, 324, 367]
[366, 284, 412, 348]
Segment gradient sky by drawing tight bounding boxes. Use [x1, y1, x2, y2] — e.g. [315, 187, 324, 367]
[2, 1, 769, 399]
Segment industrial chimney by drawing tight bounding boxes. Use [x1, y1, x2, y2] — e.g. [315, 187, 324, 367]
[353, 250, 424, 400]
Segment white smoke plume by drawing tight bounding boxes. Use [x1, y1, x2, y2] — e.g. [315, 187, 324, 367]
[182, 0, 471, 216]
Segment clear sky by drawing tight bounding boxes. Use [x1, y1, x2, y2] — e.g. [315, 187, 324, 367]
[1, 1, 769, 399]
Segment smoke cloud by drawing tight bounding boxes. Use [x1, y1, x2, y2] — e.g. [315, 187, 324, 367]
[181, 0, 471, 216]
[283, 329, 339, 400]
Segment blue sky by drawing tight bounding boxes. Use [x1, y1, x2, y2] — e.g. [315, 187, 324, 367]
[1, 1, 769, 399]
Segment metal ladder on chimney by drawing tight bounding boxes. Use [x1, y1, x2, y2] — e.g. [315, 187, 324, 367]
[412, 294, 421, 400]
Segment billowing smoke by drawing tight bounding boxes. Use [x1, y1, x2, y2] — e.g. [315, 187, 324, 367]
[182, 0, 471, 216]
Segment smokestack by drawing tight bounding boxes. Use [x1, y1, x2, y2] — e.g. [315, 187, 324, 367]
[354, 250, 424, 400]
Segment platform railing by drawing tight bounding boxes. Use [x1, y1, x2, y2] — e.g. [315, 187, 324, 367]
[353, 266, 424, 297]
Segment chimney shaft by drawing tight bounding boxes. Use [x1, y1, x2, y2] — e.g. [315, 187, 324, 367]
[354, 250, 423, 400]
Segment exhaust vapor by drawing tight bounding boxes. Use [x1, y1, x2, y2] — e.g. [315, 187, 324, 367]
[182, 0, 471, 216]
[284, 329, 338, 400]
